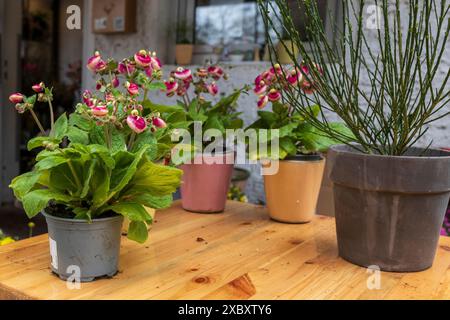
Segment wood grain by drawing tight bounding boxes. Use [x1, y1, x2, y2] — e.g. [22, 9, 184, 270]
[0, 201, 449, 300]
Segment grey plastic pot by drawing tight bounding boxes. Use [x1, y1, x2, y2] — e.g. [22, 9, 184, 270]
[43, 212, 124, 282]
[327, 145, 450, 272]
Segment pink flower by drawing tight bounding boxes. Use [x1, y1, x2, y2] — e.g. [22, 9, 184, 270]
[105, 92, 114, 102]
[118, 62, 135, 75]
[126, 82, 139, 96]
[152, 117, 167, 128]
[165, 78, 179, 96]
[127, 115, 147, 134]
[207, 82, 219, 96]
[268, 89, 282, 102]
[92, 105, 109, 117]
[287, 69, 303, 86]
[174, 67, 192, 80]
[208, 66, 224, 79]
[254, 82, 267, 95]
[145, 66, 154, 77]
[87, 52, 106, 73]
[82, 90, 94, 107]
[257, 95, 269, 109]
[301, 80, 315, 95]
[151, 56, 162, 70]
[9, 93, 24, 104]
[134, 50, 152, 68]
[96, 81, 103, 90]
[32, 82, 45, 93]
[112, 76, 119, 88]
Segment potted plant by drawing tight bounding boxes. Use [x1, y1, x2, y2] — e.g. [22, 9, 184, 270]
[163, 66, 247, 213]
[260, 0, 450, 271]
[247, 63, 352, 223]
[175, 20, 194, 65]
[229, 49, 246, 62]
[9, 50, 183, 282]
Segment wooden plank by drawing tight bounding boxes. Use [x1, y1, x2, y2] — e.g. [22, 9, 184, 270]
[0, 201, 449, 300]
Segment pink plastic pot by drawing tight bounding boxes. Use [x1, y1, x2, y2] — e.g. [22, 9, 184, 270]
[180, 151, 234, 213]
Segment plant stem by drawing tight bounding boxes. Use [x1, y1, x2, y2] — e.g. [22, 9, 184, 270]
[68, 160, 82, 189]
[29, 109, 46, 135]
[104, 124, 112, 149]
[127, 132, 136, 151]
[48, 100, 55, 134]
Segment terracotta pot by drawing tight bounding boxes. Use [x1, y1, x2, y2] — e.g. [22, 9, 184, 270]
[175, 44, 194, 65]
[276, 40, 299, 64]
[181, 151, 234, 213]
[121, 207, 156, 235]
[263, 155, 325, 223]
[328, 145, 450, 272]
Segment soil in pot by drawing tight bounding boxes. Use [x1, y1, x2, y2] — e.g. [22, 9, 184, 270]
[43, 206, 124, 282]
[263, 154, 325, 223]
[181, 151, 234, 213]
[328, 145, 450, 272]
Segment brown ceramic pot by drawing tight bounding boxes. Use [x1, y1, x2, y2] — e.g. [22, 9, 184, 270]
[181, 151, 234, 213]
[263, 155, 325, 223]
[175, 44, 194, 65]
[328, 145, 450, 272]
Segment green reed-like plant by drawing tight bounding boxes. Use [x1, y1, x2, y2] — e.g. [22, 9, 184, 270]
[258, 0, 450, 155]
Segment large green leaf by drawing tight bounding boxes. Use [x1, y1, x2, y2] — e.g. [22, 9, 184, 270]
[122, 193, 173, 210]
[91, 165, 110, 208]
[9, 171, 42, 200]
[27, 137, 60, 151]
[80, 160, 96, 198]
[279, 137, 297, 156]
[35, 156, 69, 171]
[108, 202, 152, 223]
[69, 113, 94, 131]
[53, 113, 68, 139]
[127, 221, 149, 244]
[49, 164, 79, 194]
[130, 162, 182, 196]
[67, 126, 90, 145]
[22, 189, 72, 218]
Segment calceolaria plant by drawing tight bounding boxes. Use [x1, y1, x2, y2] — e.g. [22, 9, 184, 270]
[164, 65, 247, 157]
[247, 63, 353, 160]
[9, 50, 183, 243]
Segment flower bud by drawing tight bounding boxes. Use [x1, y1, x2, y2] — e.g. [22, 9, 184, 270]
[9, 93, 24, 104]
[134, 50, 152, 68]
[126, 82, 139, 96]
[127, 115, 148, 134]
[152, 117, 167, 129]
[32, 82, 45, 93]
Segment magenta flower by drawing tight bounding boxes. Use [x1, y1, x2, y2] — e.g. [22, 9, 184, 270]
[165, 79, 179, 96]
[118, 62, 135, 75]
[112, 76, 120, 88]
[92, 105, 109, 117]
[145, 66, 154, 77]
[152, 117, 167, 129]
[127, 115, 147, 133]
[87, 52, 106, 73]
[254, 82, 268, 95]
[9, 93, 24, 104]
[268, 89, 282, 102]
[207, 82, 219, 96]
[208, 66, 224, 79]
[126, 82, 139, 96]
[82, 90, 94, 107]
[32, 82, 45, 93]
[174, 67, 192, 80]
[151, 56, 162, 70]
[287, 69, 302, 86]
[257, 95, 269, 109]
[134, 50, 152, 68]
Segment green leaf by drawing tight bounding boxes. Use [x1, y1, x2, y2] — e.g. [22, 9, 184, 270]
[127, 221, 149, 244]
[80, 160, 96, 198]
[9, 171, 42, 200]
[67, 126, 90, 145]
[22, 189, 72, 219]
[49, 164, 79, 194]
[130, 162, 182, 196]
[35, 156, 69, 171]
[53, 113, 68, 139]
[145, 81, 166, 91]
[91, 165, 110, 208]
[142, 100, 184, 113]
[109, 202, 152, 223]
[258, 111, 278, 126]
[122, 193, 173, 209]
[279, 137, 297, 156]
[27, 137, 60, 151]
[69, 113, 94, 131]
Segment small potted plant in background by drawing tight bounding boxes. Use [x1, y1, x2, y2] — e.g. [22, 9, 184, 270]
[228, 49, 246, 63]
[9, 50, 182, 282]
[175, 20, 194, 65]
[164, 66, 247, 213]
[247, 63, 352, 223]
[260, 0, 450, 271]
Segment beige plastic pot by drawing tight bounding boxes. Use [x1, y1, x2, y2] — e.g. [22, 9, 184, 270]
[263, 155, 325, 223]
[175, 44, 194, 65]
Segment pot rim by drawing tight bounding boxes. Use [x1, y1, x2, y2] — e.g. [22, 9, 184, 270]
[195, 149, 235, 158]
[42, 211, 123, 224]
[330, 144, 450, 160]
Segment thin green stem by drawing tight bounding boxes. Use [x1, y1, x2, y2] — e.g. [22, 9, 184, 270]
[29, 109, 46, 135]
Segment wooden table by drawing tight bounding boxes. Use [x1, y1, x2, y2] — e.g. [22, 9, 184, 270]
[1, 201, 450, 300]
